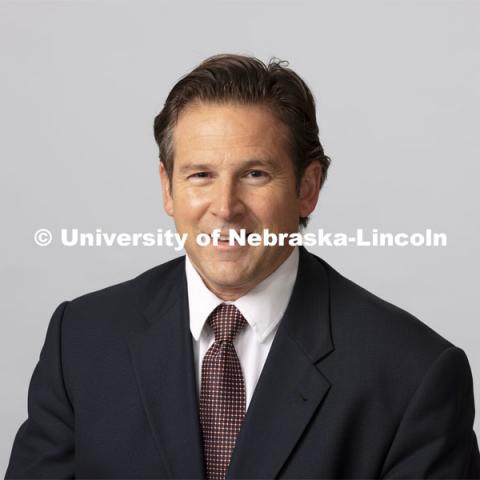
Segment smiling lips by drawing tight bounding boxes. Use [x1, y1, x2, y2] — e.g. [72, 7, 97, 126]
[207, 230, 253, 248]
[209, 230, 253, 239]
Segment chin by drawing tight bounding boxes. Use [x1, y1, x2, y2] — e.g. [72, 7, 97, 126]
[209, 269, 251, 287]
[211, 271, 245, 285]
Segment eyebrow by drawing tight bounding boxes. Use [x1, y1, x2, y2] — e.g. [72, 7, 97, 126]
[178, 158, 278, 174]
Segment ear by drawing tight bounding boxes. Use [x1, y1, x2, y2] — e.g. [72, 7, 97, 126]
[159, 162, 174, 217]
[298, 161, 322, 219]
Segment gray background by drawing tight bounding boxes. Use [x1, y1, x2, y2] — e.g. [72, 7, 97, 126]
[1, 0, 479, 473]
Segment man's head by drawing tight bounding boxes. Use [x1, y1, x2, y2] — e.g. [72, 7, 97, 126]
[154, 54, 330, 299]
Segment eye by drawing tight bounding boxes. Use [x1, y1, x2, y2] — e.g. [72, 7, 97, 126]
[188, 172, 213, 183]
[246, 170, 266, 178]
[244, 170, 270, 184]
[190, 172, 210, 178]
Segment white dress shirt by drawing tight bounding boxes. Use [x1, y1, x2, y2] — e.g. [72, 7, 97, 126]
[185, 246, 299, 409]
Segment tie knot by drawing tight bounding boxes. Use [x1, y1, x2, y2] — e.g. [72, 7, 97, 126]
[207, 303, 247, 343]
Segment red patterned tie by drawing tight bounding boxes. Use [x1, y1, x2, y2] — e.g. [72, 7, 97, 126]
[199, 303, 248, 480]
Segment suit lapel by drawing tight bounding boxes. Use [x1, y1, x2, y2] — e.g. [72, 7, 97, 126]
[128, 260, 205, 479]
[227, 246, 334, 479]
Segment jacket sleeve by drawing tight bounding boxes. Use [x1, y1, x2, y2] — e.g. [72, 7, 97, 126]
[380, 345, 480, 478]
[5, 301, 75, 479]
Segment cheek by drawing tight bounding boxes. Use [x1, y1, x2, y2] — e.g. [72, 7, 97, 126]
[173, 188, 210, 216]
[250, 189, 298, 219]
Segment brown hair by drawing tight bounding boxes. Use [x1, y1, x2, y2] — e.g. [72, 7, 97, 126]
[153, 53, 331, 228]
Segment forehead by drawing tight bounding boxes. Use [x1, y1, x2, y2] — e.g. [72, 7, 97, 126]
[172, 102, 291, 159]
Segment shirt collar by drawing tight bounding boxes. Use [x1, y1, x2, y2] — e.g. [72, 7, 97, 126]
[186, 246, 299, 343]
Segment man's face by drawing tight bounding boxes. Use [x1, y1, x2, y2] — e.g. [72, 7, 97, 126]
[160, 102, 320, 300]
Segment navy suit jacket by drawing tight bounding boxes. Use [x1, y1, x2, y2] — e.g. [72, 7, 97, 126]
[6, 247, 480, 478]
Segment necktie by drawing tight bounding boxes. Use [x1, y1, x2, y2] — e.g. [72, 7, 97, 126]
[199, 303, 248, 480]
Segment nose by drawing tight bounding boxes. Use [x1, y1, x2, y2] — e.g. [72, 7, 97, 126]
[211, 177, 245, 221]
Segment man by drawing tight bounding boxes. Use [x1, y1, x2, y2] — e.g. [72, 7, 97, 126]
[6, 54, 480, 478]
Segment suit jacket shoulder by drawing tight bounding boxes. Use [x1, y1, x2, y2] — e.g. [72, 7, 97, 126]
[62, 255, 185, 332]
[312, 253, 457, 410]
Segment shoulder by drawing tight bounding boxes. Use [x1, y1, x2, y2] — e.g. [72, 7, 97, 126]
[301, 253, 473, 411]
[58, 255, 185, 336]
[308, 252, 455, 375]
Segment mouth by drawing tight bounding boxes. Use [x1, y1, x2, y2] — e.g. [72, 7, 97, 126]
[208, 230, 253, 247]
